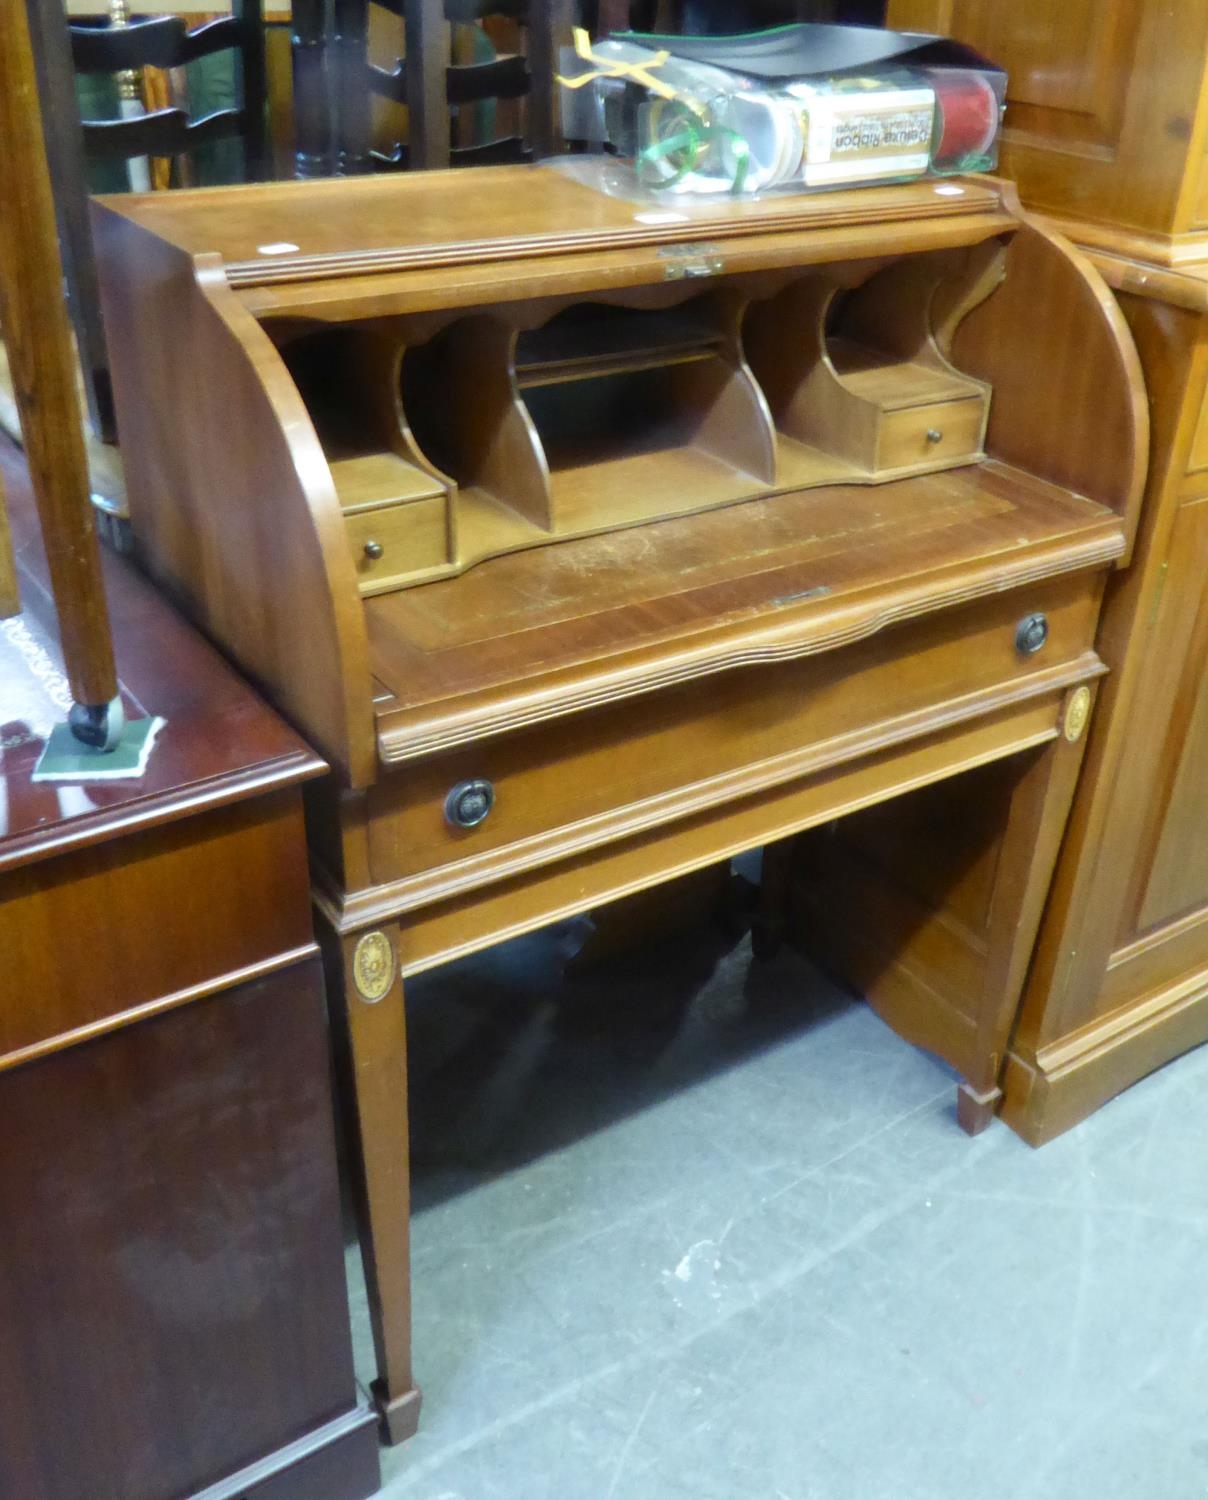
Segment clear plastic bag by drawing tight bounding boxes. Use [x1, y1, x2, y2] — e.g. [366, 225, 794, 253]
[558, 32, 1005, 198]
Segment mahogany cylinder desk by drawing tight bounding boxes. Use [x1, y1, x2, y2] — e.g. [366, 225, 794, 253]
[92, 164, 1146, 1437]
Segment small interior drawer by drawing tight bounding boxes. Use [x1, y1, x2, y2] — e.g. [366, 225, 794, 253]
[365, 570, 1103, 891]
[875, 397, 985, 472]
[345, 497, 448, 594]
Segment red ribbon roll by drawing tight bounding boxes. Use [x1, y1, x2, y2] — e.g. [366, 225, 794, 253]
[931, 72, 999, 165]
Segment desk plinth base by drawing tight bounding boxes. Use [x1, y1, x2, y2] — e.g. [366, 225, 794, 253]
[1001, 968, 1208, 1145]
[188, 1407, 380, 1500]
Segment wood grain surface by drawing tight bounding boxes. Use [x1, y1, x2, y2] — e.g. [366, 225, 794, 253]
[0, 441, 322, 869]
[889, 0, 1208, 248]
[92, 219, 376, 785]
[1002, 290, 1208, 1141]
[94, 161, 1149, 1439]
[96, 165, 1013, 286]
[0, 464, 16, 617]
[0, 962, 370, 1500]
[869, 0, 1208, 1141]
[0, 436, 374, 1497]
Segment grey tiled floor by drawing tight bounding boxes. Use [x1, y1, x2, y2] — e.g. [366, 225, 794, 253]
[348, 911, 1208, 1500]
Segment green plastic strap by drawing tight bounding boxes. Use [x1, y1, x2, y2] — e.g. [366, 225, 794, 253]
[615, 24, 803, 43]
[636, 110, 751, 195]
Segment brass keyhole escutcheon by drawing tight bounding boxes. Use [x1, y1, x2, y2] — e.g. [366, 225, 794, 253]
[363, 539, 384, 561]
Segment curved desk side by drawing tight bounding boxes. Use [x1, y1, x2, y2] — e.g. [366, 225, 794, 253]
[93, 204, 376, 787]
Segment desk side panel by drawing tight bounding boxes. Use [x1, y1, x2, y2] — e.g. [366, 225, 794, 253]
[92, 205, 375, 786]
[951, 219, 1149, 560]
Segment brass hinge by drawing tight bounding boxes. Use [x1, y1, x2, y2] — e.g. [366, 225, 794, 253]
[658, 243, 725, 281]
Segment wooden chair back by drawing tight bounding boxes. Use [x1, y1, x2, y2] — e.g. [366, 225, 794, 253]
[66, 2, 268, 179]
[23, 0, 269, 442]
[336, 0, 573, 173]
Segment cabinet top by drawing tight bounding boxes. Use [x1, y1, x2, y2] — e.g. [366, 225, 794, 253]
[96, 159, 1012, 289]
[0, 445, 324, 872]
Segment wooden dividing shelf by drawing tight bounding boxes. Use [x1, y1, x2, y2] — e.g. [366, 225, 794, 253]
[515, 306, 722, 388]
[516, 344, 719, 386]
[774, 435, 864, 489]
[828, 338, 986, 408]
[546, 445, 764, 536]
[278, 259, 1007, 592]
[330, 453, 447, 511]
[457, 486, 537, 561]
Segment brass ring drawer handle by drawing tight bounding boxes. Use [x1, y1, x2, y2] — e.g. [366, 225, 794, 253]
[445, 778, 495, 829]
[1015, 613, 1049, 656]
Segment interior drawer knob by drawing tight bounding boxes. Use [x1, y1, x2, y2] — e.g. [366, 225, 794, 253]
[926, 428, 943, 444]
[363, 539, 384, 561]
[1015, 613, 1049, 656]
[445, 778, 495, 829]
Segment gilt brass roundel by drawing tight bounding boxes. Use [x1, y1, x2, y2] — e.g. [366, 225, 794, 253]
[353, 931, 397, 1004]
[1063, 685, 1093, 744]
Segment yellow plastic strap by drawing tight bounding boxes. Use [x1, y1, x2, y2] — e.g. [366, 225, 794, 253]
[556, 27, 681, 103]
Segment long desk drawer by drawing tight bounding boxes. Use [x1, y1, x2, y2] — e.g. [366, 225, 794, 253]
[365, 571, 1103, 901]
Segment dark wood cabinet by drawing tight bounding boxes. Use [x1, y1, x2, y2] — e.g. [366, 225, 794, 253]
[0, 446, 380, 1500]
